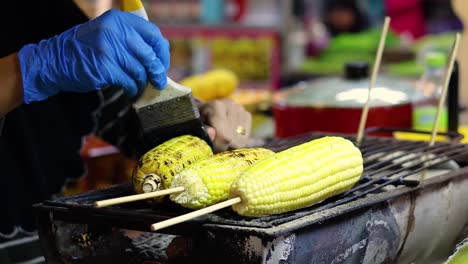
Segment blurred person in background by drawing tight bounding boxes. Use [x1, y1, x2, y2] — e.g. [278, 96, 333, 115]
[386, 0, 462, 40]
[0, 0, 251, 263]
[322, 0, 370, 36]
[422, 0, 463, 34]
[385, 0, 426, 39]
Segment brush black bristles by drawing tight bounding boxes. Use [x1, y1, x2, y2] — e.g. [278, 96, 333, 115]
[135, 94, 213, 155]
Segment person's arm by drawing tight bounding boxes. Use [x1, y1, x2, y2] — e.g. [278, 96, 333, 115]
[0, 53, 23, 116]
[15, 9, 169, 104]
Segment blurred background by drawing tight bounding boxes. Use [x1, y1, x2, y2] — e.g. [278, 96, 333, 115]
[65, 0, 468, 195]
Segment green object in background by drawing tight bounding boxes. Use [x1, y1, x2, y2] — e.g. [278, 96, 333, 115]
[301, 55, 372, 75]
[301, 28, 399, 75]
[412, 32, 457, 54]
[426, 51, 447, 67]
[386, 60, 424, 77]
[412, 106, 448, 131]
[327, 28, 399, 52]
[386, 51, 446, 78]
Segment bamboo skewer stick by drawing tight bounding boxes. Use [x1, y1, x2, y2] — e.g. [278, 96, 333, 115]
[356, 17, 391, 146]
[420, 33, 461, 182]
[93, 187, 185, 208]
[150, 197, 242, 232]
[428, 33, 461, 147]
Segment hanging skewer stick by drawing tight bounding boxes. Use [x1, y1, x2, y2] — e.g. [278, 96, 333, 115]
[93, 187, 185, 208]
[420, 33, 461, 182]
[150, 197, 241, 232]
[428, 33, 461, 147]
[356, 17, 391, 146]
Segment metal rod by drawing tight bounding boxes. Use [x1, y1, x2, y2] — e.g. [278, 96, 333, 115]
[364, 142, 458, 169]
[330, 150, 468, 211]
[362, 141, 425, 163]
[349, 146, 466, 194]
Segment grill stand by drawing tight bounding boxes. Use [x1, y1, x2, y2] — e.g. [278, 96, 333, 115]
[35, 169, 468, 264]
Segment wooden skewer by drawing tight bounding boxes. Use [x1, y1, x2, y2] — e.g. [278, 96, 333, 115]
[150, 197, 242, 232]
[93, 187, 185, 208]
[356, 17, 391, 146]
[421, 33, 461, 182]
[428, 33, 461, 147]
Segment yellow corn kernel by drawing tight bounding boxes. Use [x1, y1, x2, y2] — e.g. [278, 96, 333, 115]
[229, 136, 363, 217]
[132, 135, 213, 202]
[170, 148, 274, 209]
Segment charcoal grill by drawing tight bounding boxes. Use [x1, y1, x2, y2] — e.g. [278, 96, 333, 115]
[34, 133, 468, 263]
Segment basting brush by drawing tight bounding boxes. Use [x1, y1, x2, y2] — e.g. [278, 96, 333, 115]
[123, 0, 213, 154]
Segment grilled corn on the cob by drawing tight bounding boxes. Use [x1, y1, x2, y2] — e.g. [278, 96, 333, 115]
[169, 148, 274, 209]
[229, 136, 363, 217]
[132, 135, 213, 202]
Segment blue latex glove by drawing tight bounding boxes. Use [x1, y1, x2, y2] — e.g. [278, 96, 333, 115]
[19, 9, 170, 104]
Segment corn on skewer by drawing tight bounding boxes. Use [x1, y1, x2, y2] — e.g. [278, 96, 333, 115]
[93, 135, 213, 208]
[132, 135, 213, 202]
[169, 148, 274, 209]
[150, 136, 363, 232]
[93, 135, 212, 207]
[93, 187, 185, 208]
[231, 136, 362, 217]
[96, 148, 273, 208]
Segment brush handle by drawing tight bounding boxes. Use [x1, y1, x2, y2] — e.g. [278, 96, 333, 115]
[133, 80, 193, 110]
[121, 0, 191, 103]
[143, 79, 191, 104]
[121, 0, 148, 20]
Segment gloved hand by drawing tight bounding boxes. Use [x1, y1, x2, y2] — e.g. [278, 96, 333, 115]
[19, 9, 170, 104]
[199, 98, 253, 152]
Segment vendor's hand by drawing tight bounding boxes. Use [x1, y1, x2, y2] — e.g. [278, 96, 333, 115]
[18, 9, 170, 104]
[199, 98, 252, 152]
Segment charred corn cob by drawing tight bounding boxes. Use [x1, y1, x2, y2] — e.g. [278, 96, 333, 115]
[169, 148, 274, 209]
[229, 136, 363, 217]
[132, 135, 213, 202]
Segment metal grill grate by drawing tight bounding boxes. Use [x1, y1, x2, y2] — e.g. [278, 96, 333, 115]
[36, 133, 468, 232]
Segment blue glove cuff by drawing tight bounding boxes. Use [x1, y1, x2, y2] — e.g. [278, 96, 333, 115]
[19, 43, 59, 104]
